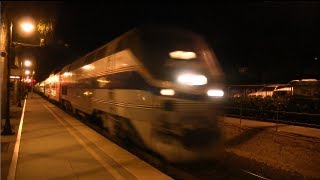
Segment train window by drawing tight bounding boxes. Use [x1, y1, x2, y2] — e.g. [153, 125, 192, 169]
[108, 72, 132, 89]
[139, 29, 216, 82]
[93, 72, 150, 90]
[77, 79, 93, 89]
[96, 76, 110, 88]
[107, 71, 150, 90]
[62, 86, 67, 95]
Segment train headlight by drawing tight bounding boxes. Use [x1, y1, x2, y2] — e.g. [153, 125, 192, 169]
[207, 89, 224, 97]
[160, 89, 175, 96]
[177, 73, 207, 86]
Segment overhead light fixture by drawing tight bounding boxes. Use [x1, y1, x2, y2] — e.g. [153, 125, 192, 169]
[169, 51, 196, 60]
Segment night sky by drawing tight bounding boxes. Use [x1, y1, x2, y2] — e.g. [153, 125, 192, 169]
[10, 2, 320, 84]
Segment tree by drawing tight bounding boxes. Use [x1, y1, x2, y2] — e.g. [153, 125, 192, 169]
[37, 18, 54, 46]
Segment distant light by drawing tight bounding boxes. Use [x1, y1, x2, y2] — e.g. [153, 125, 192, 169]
[82, 65, 94, 70]
[169, 51, 196, 60]
[97, 79, 110, 84]
[24, 60, 32, 67]
[177, 73, 207, 86]
[275, 87, 292, 91]
[301, 79, 317, 81]
[20, 22, 35, 33]
[160, 89, 175, 96]
[83, 91, 93, 96]
[40, 38, 45, 46]
[25, 70, 30, 75]
[63, 72, 72, 77]
[207, 89, 224, 97]
[10, 76, 20, 79]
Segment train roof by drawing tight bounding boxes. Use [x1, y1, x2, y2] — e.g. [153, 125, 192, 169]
[59, 25, 206, 73]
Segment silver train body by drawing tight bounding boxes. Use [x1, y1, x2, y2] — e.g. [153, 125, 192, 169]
[35, 26, 225, 162]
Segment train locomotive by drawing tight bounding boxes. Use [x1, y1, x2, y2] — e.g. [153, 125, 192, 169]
[35, 26, 225, 162]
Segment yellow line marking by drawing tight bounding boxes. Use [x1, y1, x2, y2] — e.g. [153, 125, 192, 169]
[43, 103, 126, 180]
[7, 99, 27, 180]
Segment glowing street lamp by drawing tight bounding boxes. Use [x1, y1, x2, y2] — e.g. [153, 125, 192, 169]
[25, 70, 31, 75]
[20, 22, 35, 33]
[24, 60, 32, 67]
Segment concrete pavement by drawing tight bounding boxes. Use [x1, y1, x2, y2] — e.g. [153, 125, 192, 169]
[1, 100, 24, 180]
[3, 94, 171, 180]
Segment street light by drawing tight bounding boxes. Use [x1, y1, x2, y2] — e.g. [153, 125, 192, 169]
[2, 18, 35, 135]
[20, 23, 35, 33]
[25, 70, 31, 75]
[24, 60, 32, 67]
[18, 59, 33, 107]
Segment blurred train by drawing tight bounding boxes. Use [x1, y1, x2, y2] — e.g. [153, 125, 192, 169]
[34, 26, 225, 162]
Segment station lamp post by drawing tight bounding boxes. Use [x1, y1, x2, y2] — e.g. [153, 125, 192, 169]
[2, 18, 35, 135]
[31, 70, 35, 98]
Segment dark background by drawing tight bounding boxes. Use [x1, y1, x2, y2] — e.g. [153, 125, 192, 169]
[7, 2, 320, 84]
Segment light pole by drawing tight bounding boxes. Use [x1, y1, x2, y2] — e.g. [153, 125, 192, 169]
[31, 70, 35, 98]
[17, 59, 23, 107]
[2, 21, 14, 135]
[2, 18, 35, 135]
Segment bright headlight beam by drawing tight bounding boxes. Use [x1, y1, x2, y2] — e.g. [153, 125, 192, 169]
[160, 89, 175, 96]
[207, 89, 224, 97]
[177, 73, 207, 86]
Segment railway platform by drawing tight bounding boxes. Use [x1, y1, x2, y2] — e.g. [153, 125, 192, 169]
[2, 93, 171, 180]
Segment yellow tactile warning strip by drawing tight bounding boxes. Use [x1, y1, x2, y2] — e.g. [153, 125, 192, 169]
[7, 99, 27, 180]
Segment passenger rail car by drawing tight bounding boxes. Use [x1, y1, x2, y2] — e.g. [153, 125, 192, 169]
[39, 26, 225, 162]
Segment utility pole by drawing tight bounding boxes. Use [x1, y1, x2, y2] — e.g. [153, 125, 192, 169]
[2, 21, 14, 135]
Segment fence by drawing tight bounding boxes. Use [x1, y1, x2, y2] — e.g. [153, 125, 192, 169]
[221, 106, 320, 129]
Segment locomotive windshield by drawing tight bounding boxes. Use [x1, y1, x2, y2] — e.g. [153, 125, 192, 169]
[139, 27, 222, 84]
